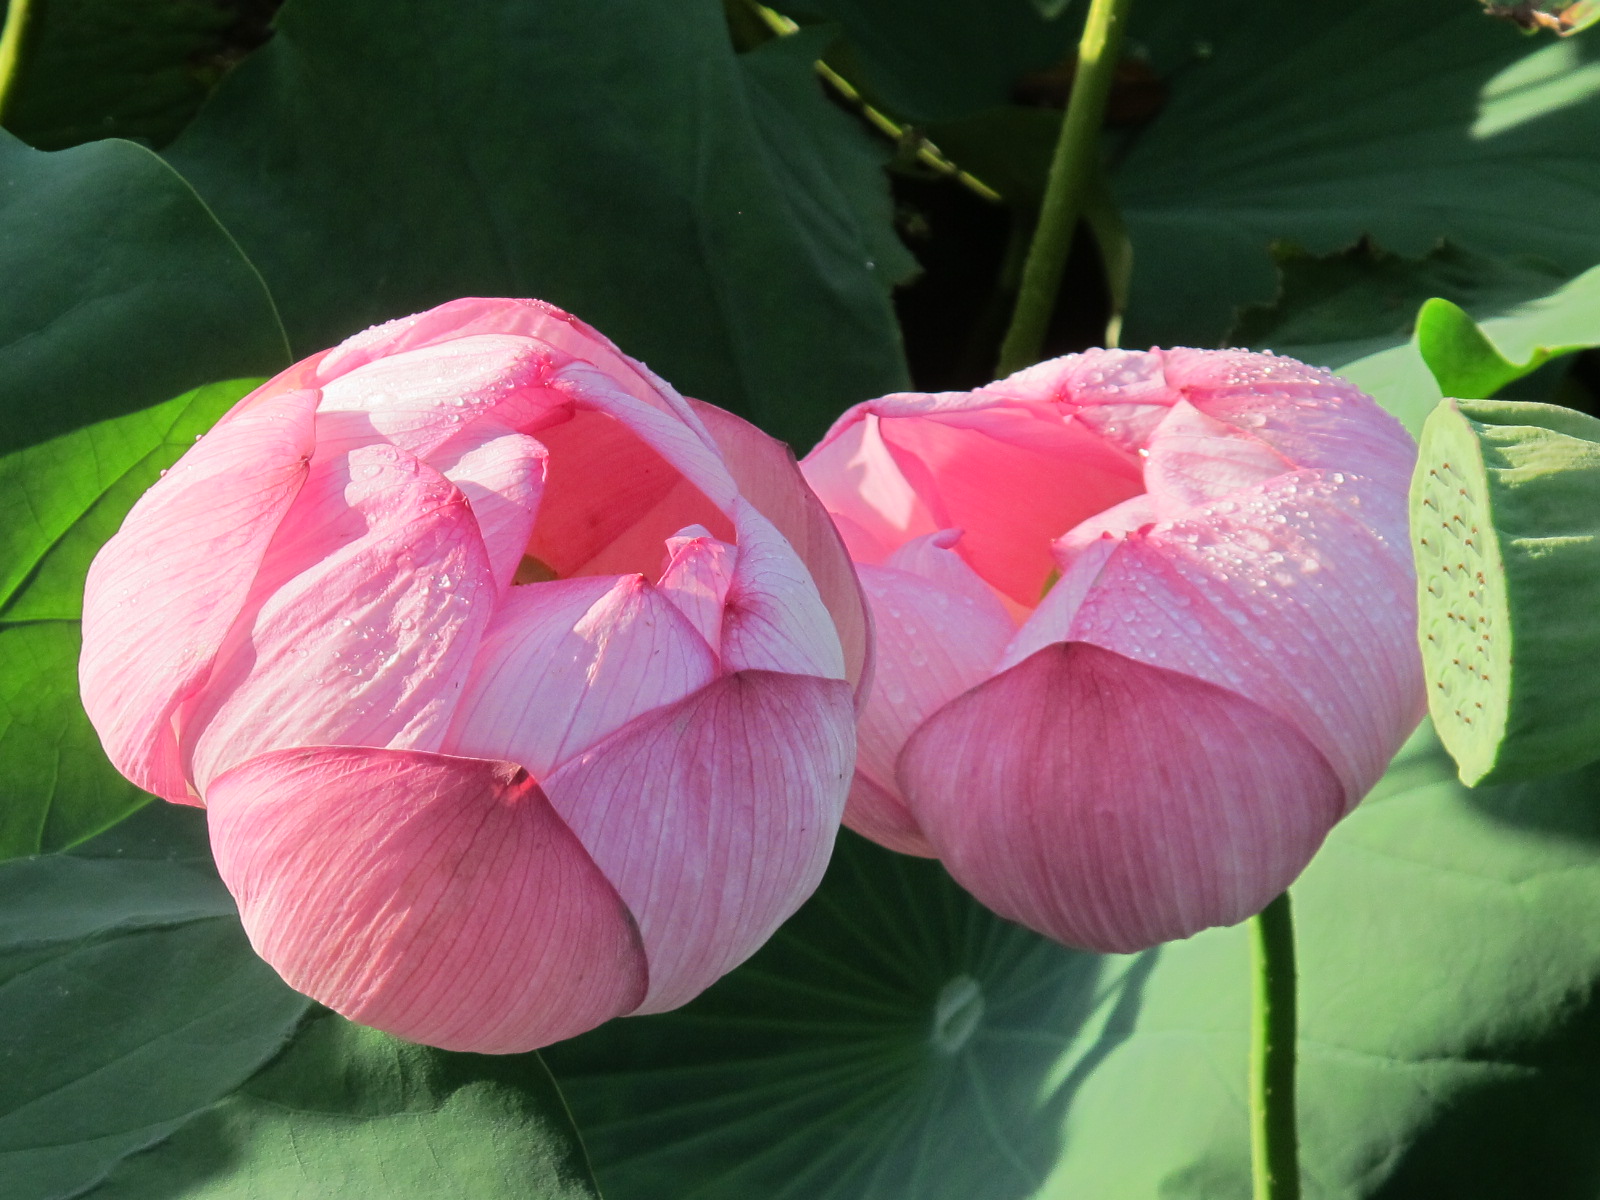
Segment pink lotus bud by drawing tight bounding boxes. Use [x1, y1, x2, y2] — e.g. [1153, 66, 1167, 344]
[80, 298, 867, 1053]
[801, 349, 1425, 953]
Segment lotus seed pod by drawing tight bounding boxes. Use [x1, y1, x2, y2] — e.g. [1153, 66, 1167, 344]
[1412, 398, 1600, 786]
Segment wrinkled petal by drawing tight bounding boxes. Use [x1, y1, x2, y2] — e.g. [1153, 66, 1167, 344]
[543, 671, 855, 1013]
[315, 334, 563, 459]
[1031, 470, 1421, 797]
[80, 388, 319, 802]
[899, 643, 1345, 952]
[990, 348, 1176, 456]
[444, 574, 719, 777]
[692, 398, 873, 701]
[874, 401, 1144, 605]
[185, 442, 495, 792]
[1142, 399, 1293, 519]
[657, 526, 736, 655]
[207, 746, 647, 1053]
[719, 500, 846, 680]
[429, 427, 546, 593]
[1052, 494, 1155, 575]
[850, 532, 1013, 836]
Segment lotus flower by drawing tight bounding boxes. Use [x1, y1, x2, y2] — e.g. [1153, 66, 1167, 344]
[80, 298, 867, 1052]
[800, 348, 1424, 952]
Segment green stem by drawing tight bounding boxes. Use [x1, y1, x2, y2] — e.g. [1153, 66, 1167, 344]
[0, 0, 34, 125]
[995, 0, 1132, 376]
[1250, 891, 1301, 1200]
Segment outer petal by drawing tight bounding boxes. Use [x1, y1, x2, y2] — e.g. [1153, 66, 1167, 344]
[542, 670, 855, 1014]
[987, 348, 1176, 456]
[719, 500, 847, 681]
[1159, 348, 1415, 486]
[899, 643, 1346, 952]
[184, 443, 496, 792]
[847, 532, 1014, 857]
[1141, 399, 1293, 519]
[80, 387, 318, 802]
[1038, 470, 1422, 798]
[443, 575, 719, 777]
[207, 746, 647, 1053]
[800, 409, 940, 566]
[691, 398, 873, 702]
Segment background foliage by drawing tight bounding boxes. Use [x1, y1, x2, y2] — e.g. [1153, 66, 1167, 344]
[3, 0, 1600, 1196]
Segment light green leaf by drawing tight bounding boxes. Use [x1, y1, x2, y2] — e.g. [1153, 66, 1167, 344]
[0, 803, 311, 1200]
[164, 0, 910, 448]
[546, 726, 1600, 1198]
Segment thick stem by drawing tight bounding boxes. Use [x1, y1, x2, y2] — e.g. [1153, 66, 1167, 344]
[995, 0, 1132, 376]
[1250, 891, 1301, 1200]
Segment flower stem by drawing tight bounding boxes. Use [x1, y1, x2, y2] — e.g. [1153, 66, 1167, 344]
[995, 0, 1132, 376]
[0, 0, 36, 125]
[1250, 891, 1301, 1200]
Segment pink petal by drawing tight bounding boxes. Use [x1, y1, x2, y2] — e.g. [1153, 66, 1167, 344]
[317, 298, 695, 425]
[207, 746, 647, 1053]
[656, 526, 736, 655]
[183, 443, 496, 792]
[691, 398, 874, 702]
[1159, 348, 1415, 486]
[899, 643, 1346, 952]
[79, 387, 319, 802]
[844, 773, 935, 858]
[1141, 399, 1293, 519]
[990, 348, 1176, 456]
[800, 410, 940, 565]
[848, 532, 1013, 844]
[542, 670, 855, 1013]
[719, 501, 846, 681]
[1036, 470, 1422, 798]
[525, 406, 734, 580]
[874, 401, 1144, 606]
[443, 574, 719, 778]
[429, 427, 547, 593]
[313, 334, 563, 460]
[1053, 494, 1155, 574]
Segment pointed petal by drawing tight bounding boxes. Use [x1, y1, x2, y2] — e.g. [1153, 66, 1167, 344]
[430, 428, 546, 593]
[1142, 399, 1293, 519]
[874, 401, 1144, 606]
[848, 534, 1013, 846]
[184, 443, 496, 792]
[692, 398, 873, 702]
[656, 526, 736, 655]
[900, 643, 1346, 952]
[80, 388, 319, 802]
[543, 671, 855, 1013]
[719, 500, 846, 680]
[1049, 470, 1422, 797]
[207, 746, 647, 1053]
[1053, 494, 1155, 573]
[444, 574, 720, 778]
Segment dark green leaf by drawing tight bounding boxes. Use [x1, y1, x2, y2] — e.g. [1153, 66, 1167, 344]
[0, 804, 311, 1200]
[546, 726, 1600, 1198]
[91, 1013, 603, 1200]
[1114, 0, 1600, 349]
[0, 0, 277, 150]
[0, 129, 288, 455]
[165, 0, 909, 448]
